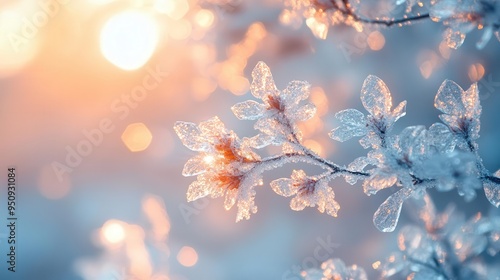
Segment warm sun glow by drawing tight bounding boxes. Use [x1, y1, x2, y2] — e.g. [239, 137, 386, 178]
[121, 123, 153, 152]
[177, 246, 198, 267]
[100, 11, 159, 71]
[102, 220, 126, 244]
[203, 155, 215, 164]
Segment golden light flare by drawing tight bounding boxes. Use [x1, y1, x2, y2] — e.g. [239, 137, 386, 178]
[121, 123, 153, 152]
[100, 11, 159, 70]
[367, 31, 385, 51]
[468, 63, 485, 82]
[372, 261, 381, 270]
[177, 246, 198, 267]
[215, 22, 267, 95]
[142, 195, 171, 242]
[101, 220, 126, 244]
[420, 61, 433, 79]
[194, 9, 215, 29]
[306, 17, 328, 40]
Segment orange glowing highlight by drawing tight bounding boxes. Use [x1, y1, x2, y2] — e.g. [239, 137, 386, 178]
[177, 246, 198, 267]
[121, 123, 153, 152]
[102, 220, 126, 244]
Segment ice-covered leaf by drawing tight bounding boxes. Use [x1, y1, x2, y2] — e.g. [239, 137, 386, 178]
[294, 102, 316, 121]
[373, 188, 413, 232]
[270, 178, 296, 197]
[243, 134, 274, 148]
[186, 176, 212, 201]
[444, 28, 466, 49]
[435, 79, 465, 115]
[329, 109, 367, 142]
[231, 100, 265, 120]
[361, 75, 392, 117]
[484, 171, 500, 207]
[435, 79, 482, 142]
[174, 121, 210, 152]
[282, 80, 311, 106]
[363, 171, 398, 195]
[250, 61, 279, 99]
[428, 122, 456, 153]
[182, 154, 208, 176]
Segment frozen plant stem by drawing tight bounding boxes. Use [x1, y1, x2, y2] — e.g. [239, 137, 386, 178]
[314, 0, 431, 27]
[175, 61, 500, 232]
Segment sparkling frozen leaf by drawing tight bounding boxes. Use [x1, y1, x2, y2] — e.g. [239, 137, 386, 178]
[174, 121, 210, 152]
[329, 109, 367, 142]
[444, 28, 465, 49]
[361, 75, 392, 117]
[224, 188, 238, 210]
[270, 178, 296, 197]
[294, 102, 316, 121]
[428, 123, 456, 153]
[391, 100, 407, 123]
[186, 176, 212, 201]
[244, 134, 274, 148]
[182, 154, 208, 176]
[250, 61, 279, 99]
[231, 100, 265, 120]
[363, 171, 398, 195]
[199, 117, 226, 139]
[484, 172, 500, 207]
[282, 80, 311, 106]
[435, 79, 465, 115]
[373, 188, 413, 232]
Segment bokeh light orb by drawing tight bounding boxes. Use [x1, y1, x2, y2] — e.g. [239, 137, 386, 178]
[100, 11, 159, 70]
[121, 123, 153, 152]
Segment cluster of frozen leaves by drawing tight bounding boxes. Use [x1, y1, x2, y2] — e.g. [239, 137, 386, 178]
[330, 73, 500, 232]
[376, 196, 500, 279]
[175, 61, 500, 231]
[302, 196, 500, 279]
[428, 0, 500, 49]
[282, 0, 500, 49]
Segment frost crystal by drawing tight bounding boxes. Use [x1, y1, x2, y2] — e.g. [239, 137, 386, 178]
[174, 117, 262, 221]
[373, 188, 413, 232]
[271, 170, 340, 217]
[232, 61, 316, 144]
[435, 80, 481, 148]
[430, 0, 500, 49]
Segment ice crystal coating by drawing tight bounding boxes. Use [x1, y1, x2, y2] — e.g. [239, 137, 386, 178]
[174, 117, 262, 221]
[430, 0, 500, 49]
[176, 62, 500, 237]
[434, 80, 481, 148]
[373, 188, 413, 232]
[377, 198, 500, 279]
[271, 170, 340, 217]
[232, 61, 316, 145]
